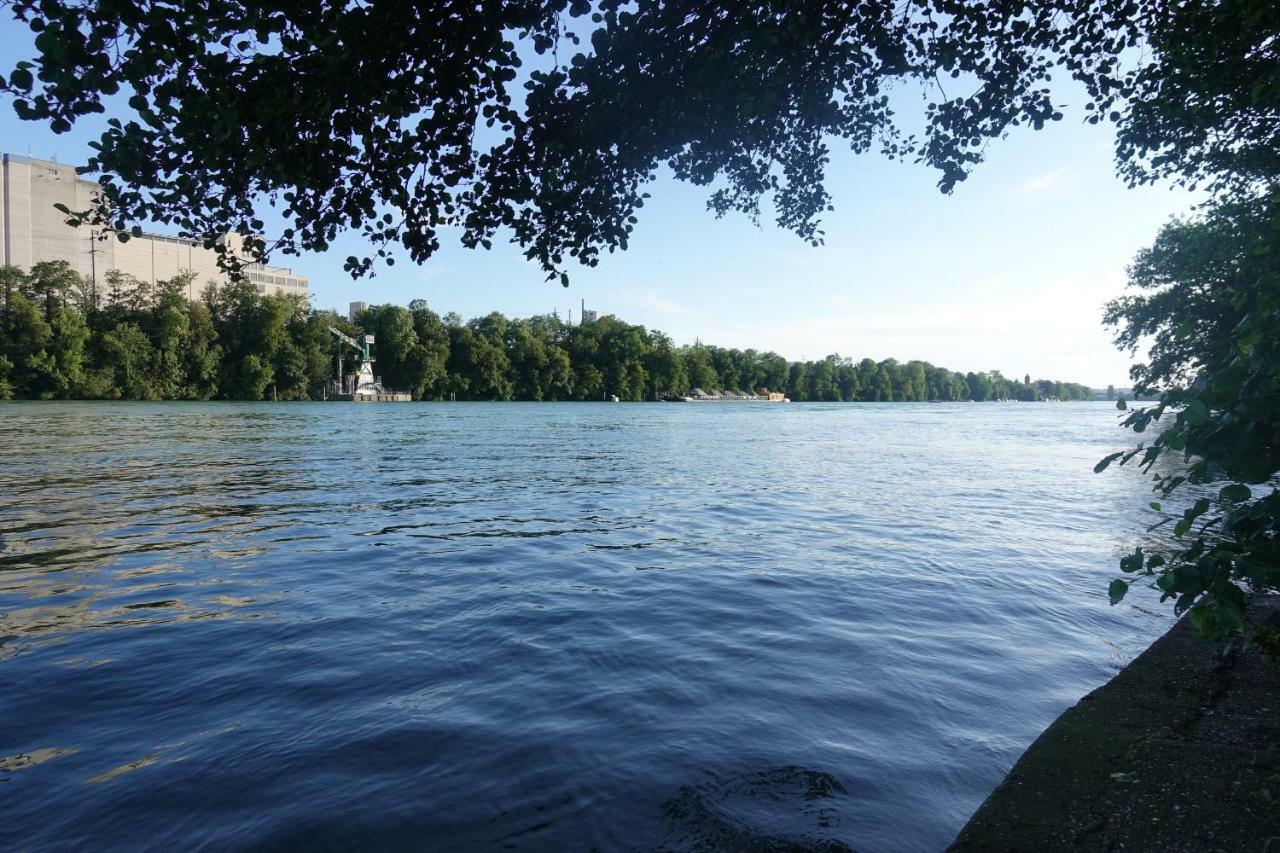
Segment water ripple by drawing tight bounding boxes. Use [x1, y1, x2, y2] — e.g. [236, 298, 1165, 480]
[0, 401, 1172, 851]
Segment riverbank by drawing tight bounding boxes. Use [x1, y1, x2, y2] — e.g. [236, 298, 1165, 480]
[951, 596, 1280, 851]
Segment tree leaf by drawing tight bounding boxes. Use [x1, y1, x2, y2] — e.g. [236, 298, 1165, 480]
[1218, 483, 1251, 503]
[1182, 400, 1209, 425]
[1094, 452, 1123, 473]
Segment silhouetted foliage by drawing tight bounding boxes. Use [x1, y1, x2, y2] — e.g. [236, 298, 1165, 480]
[1068, 1, 1280, 645]
[1101, 192, 1280, 646]
[3, 1, 1260, 281]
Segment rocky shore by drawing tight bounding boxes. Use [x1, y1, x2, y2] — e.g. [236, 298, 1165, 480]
[950, 597, 1280, 852]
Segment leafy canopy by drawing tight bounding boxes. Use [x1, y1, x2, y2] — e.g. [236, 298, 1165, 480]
[1082, 1, 1280, 645]
[1101, 192, 1280, 645]
[0, 0, 1217, 282]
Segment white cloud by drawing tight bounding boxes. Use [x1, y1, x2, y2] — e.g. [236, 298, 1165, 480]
[673, 271, 1134, 387]
[1020, 166, 1070, 192]
[621, 289, 685, 315]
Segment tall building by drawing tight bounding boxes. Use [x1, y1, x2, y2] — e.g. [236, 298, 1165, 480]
[0, 153, 309, 301]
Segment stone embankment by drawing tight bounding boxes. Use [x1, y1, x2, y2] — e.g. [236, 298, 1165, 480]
[951, 597, 1280, 852]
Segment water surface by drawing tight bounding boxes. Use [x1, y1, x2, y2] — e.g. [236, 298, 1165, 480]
[0, 402, 1171, 851]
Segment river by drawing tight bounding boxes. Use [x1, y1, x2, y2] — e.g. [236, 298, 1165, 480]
[0, 401, 1172, 851]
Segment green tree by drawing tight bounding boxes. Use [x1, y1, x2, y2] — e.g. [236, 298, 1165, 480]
[643, 331, 686, 399]
[360, 304, 420, 395]
[450, 317, 513, 401]
[807, 357, 839, 402]
[868, 364, 894, 402]
[145, 275, 196, 398]
[229, 353, 275, 401]
[3, 291, 52, 395]
[25, 260, 82, 323]
[1101, 193, 1280, 643]
[407, 301, 452, 399]
[901, 361, 929, 402]
[44, 305, 89, 397]
[100, 321, 157, 399]
[0, 355, 13, 400]
[682, 344, 718, 393]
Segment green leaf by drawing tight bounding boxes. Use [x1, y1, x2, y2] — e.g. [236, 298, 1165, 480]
[1189, 607, 1217, 637]
[1120, 548, 1144, 573]
[1216, 599, 1245, 634]
[1094, 452, 1123, 473]
[1108, 579, 1129, 605]
[9, 68, 33, 90]
[1218, 483, 1251, 503]
[1182, 400, 1209, 425]
[1116, 398, 1127, 410]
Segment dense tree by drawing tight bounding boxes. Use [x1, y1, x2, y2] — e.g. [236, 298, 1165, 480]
[642, 331, 686, 400]
[0, 263, 1094, 405]
[450, 316, 514, 401]
[1101, 193, 1280, 646]
[0, 355, 13, 400]
[99, 321, 155, 399]
[406, 301, 452, 400]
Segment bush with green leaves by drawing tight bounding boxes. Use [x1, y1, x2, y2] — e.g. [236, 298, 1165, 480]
[1101, 191, 1280, 643]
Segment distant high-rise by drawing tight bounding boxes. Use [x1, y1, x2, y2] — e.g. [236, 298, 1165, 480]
[0, 153, 309, 300]
[349, 301, 369, 321]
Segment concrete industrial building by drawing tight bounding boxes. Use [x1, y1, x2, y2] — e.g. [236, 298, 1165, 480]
[0, 153, 309, 301]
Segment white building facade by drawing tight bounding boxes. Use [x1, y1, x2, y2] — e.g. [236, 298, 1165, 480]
[1, 153, 309, 301]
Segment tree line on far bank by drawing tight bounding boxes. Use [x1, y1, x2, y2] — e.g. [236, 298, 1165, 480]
[0, 262, 1094, 403]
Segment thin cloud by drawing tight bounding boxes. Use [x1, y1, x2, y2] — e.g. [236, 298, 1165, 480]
[1020, 166, 1070, 192]
[622, 290, 685, 315]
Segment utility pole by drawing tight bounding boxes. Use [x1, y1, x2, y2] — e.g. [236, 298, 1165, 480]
[87, 230, 101, 311]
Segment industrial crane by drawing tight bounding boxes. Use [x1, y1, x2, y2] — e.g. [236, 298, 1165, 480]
[328, 326, 378, 395]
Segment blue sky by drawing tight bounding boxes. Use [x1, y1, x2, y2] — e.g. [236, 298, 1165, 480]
[0, 20, 1198, 387]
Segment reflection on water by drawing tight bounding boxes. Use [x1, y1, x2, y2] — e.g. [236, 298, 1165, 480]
[0, 402, 1171, 851]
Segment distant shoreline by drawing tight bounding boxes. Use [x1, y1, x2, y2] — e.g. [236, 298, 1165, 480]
[0, 398, 1125, 404]
[3, 263, 1097, 404]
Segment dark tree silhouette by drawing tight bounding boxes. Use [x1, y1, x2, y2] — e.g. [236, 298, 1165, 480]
[3, 1, 1272, 281]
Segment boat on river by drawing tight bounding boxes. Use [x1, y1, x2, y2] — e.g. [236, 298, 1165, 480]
[666, 388, 789, 403]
